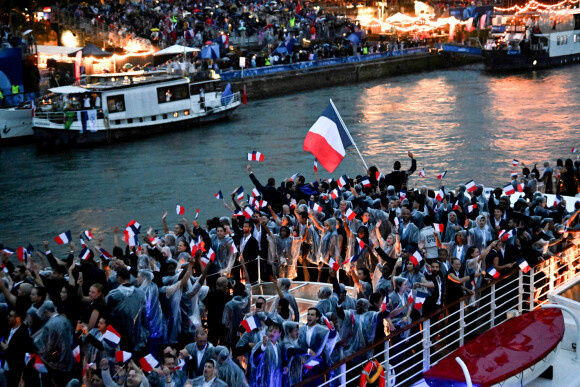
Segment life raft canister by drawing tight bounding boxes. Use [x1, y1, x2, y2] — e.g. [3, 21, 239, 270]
[359, 358, 385, 387]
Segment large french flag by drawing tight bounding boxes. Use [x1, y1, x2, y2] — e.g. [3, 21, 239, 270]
[303, 102, 352, 173]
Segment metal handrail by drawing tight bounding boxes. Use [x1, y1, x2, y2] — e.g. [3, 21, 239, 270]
[296, 236, 580, 387]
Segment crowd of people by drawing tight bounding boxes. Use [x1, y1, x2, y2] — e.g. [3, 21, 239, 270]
[0, 152, 579, 387]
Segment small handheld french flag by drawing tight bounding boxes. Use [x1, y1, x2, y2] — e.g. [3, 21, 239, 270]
[414, 291, 428, 310]
[243, 206, 254, 219]
[356, 237, 366, 249]
[331, 189, 340, 199]
[289, 172, 299, 181]
[572, 147, 578, 153]
[337, 175, 348, 188]
[419, 169, 425, 178]
[435, 187, 445, 202]
[503, 184, 516, 196]
[235, 186, 244, 201]
[240, 315, 261, 333]
[433, 223, 444, 233]
[361, 178, 371, 188]
[323, 315, 334, 330]
[400, 190, 407, 200]
[453, 201, 461, 211]
[517, 258, 531, 273]
[115, 350, 132, 363]
[312, 203, 323, 213]
[437, 170, 447, 180]
[345, 208, 357, 221]
[140, 354, 159, 373]
[329, 257, 339, 271]
[517, 182, 525, 192]
[467, 204, 477, 213]
[485, 266, 500, 279]
[176, 205, 185, 215]
[465, 180, 477, 193]
[215, 190, 223, 199]
[498, 229, 514, 241]
[313, 160, 318, 172]
[248, 150, 264, 162]
[512, 159, 519, 167]
[409, 251, 423, 266]
[16, 247, 29, 263]
[82, 230, 93, 240]
[79, 247, 91, 261]
[99, 248, 113, 260]
[304, 358, 320, 370]
[55, 230, 72, 245]
[251, 188, 261, 198]
[103, 325, 121, 346]
[195, 208, 200, 220]
[73, 345, 81, 363]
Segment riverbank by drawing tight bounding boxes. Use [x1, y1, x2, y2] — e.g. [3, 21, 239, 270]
[224, 51, 482, 100]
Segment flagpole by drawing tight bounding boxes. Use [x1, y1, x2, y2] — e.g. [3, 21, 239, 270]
[329, 99, 369, 171]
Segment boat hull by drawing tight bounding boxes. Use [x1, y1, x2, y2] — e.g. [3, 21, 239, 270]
[483, 49, 580, 71]
[423, 308, 565, 387]
[0, 108, 33, 143]
[33, 105, 238, 148]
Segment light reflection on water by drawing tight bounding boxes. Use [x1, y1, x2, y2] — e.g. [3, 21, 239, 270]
[1, 64, 579, 250]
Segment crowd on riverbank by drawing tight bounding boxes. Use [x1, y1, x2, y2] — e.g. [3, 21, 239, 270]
[0, 152, 579, 386]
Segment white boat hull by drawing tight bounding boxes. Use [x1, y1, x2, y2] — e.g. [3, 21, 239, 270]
[0, 108, 33, 141]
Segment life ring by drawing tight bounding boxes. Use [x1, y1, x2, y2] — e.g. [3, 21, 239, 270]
[359, 358, 385, 387]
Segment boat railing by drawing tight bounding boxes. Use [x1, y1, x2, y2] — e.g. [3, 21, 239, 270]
[35, 110, 105, 123]
[293, 234, 580, 387]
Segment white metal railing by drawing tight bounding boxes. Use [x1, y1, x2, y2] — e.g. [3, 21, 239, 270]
[295, 236, 580, 387]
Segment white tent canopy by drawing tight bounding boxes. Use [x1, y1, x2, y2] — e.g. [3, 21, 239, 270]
[48, 85, 89, 94]
[153, 45, 201, 56]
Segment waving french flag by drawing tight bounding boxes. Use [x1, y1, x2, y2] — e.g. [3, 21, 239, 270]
[517, 258, 531, 273]
[215, 191, 223, 199]
[435, 187, 445, 202]
[176, 205, 185, 215]
[79, 247, 91, 261]
[140, 354, 159, 373]
[115, 351, 132, 363]
[345, 208, 357, 221]
[465, 180, 477, 193]
[251, 188, 261, 198]
[512, 159, 519, 167]
[313, 160, 318, 172]
[55, 230, 72, 245]
[409, 251, 423, 266]
[361, 178, 371, 188]
[337, 175, 348, 188]
[103, 325, 121, 346]
[331, 189, 340, 199]
[248, 151, 264, 162]
[234, 186, 244, 201]
[503, 184, 516, 196]
[240, 315, 261, 333]
[437, 170, 447, 180]
[82, 230, 93, 240]
[419, 169, 425, 178]
[303, 102, 353, 173]
[312, 203, 323, 213]
[328, 257, 339, 271]
[433, 223, 444, 233]
[243, 206, 254, 219]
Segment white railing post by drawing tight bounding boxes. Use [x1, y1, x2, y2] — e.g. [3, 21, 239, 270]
[548, 259, 555, 292]
[529, 267, 535, 312]
[257, 256, 262, 283]
[490, 284, 496, 328]
[518, 270, 523, 314]
[384, 338, 392, 387]
[459, 300, 465, 346]
[422, 319, 431, 371]
[455, 357, 473, 387]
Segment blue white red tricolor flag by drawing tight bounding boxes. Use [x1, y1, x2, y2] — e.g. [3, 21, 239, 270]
[400, 190, 407, 200]
[328, 257, 339, 271]
[312, 203, 323, 213]
[17, 246, 29, 262]
[433, 223, 444, 233]
[103, 325, 121, 346]
[465, 180, 477, 193]
[553, 194, 562, 207]
[79, 247, 91, 261]
[82, 230, 93, 240]
[176, 205, 185, 215]
[331, 189, 340, 200]
[99, 248, 113, 260]
[517, 258, 531, 273]
[467, 204, 477, 213]
[435, 187, 445, 202]
[323, 315, 334, 330]
[485, 266, 500, 279]
[115, 351, 132, 363]
[243, 206, 254, 219]
[235, 186, 244, 201]
[337, 175, 348, 188]
[409, 251, 423, 266]
[518, 182, 525, 192]
[240, 315, 261, 333]
[512, 159, 519, 167]
[55, 230, 72, 245]
[345, 208, 356, 221]
[73, 345, 81, 363]
[361, 178, 371, 188]
[419, 169, 425, 178]
[140, 354, 159, 373]
[313, 160, 318, 172]
[572, 147, 577, 153]
[414, 291, 428, 310]
[498, 229, 514, 241]
[437, 171, 447, 180]
[195, 208, 200, 220]
[304, 358, 320, 370]
[215, 191, 223, 199]
[248, 151, 264, 162]
[303, 101, 353, 173]
[503, 184, 516, 196]
[251, 188, 261, 198]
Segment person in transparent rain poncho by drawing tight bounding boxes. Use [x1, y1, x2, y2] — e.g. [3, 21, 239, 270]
[222, 257, 252, 348]
[265, 224, 302, 280]
[213, 345, 247, 387]
[309, 212, 340, 284]
[136, 269, 166, 355]
[280, 321, 305, 387]
[269, 276, 300, 322]
[249, 320, 284, 387]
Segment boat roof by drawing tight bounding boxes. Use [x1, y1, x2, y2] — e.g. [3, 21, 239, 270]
[48, 85, 89, 94]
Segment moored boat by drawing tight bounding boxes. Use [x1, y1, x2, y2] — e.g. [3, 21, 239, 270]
[0, 104, 33, 143]
[483, 8, 580, 71]
[32, 73, 240, 148]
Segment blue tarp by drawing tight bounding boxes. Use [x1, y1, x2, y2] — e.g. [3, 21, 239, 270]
[201, 44, 220, 59]
[347, 33, 361, 44]
[221, 83, 233, 105]
[220, 47, 428, 81]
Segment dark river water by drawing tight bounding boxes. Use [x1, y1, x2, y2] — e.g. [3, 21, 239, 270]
[1, 63, 579, 253]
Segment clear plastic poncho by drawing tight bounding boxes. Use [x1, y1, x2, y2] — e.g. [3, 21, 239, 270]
[211, 235, 236, 275]
[34, 314, 75, 372]
[160, 273, 183, 344]
[281, 321, 306, 387]
[216, 346, 248, 387]
[267, 233, 301, 279]
[105, 284, 147, 351]
[249, 340, 283, 387]
[139, 270, 166, 340]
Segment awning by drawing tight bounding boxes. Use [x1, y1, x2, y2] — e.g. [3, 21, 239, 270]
[153, 45, 201, 56]
[48, 86, 90, 94]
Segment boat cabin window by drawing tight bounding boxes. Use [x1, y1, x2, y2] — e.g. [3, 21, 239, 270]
[189, 82, 217, 95]
[157, 84, 189, 103]
[107, 95, 126, 113]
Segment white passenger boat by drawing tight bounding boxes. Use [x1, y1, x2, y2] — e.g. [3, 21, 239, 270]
[32, 72, 241, 148]
[0, 105, 33, 142]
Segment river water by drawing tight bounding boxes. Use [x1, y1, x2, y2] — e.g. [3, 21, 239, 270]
[1, 63, 579, 252]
